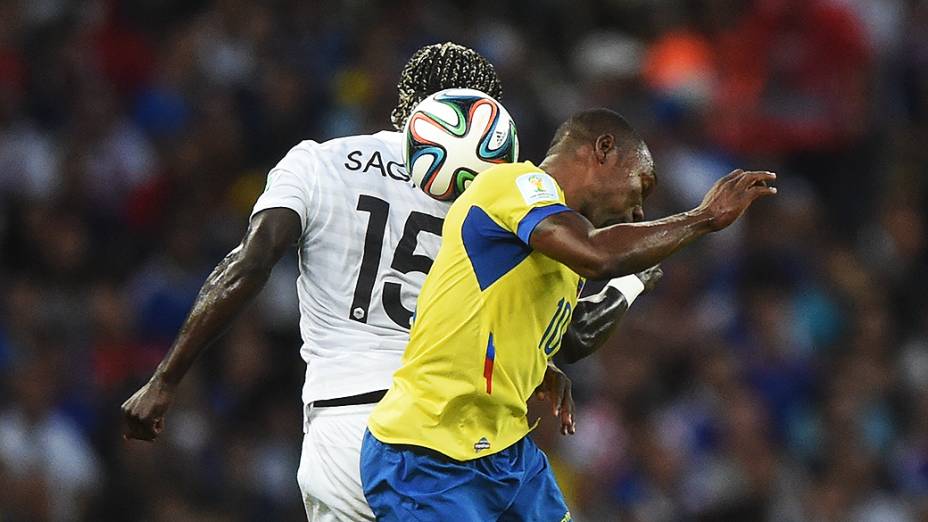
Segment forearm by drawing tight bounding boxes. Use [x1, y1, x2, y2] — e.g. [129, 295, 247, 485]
[559, 286, 629, 364]
[151, 249, 272, 386]
[589, 210, 713, 278]
[532, 209, 714, 280]
[149, 209, 300, 386]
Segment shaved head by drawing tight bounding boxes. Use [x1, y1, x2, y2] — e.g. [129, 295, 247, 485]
[547, 108, 644, 158]
[540, 108, 656, 228]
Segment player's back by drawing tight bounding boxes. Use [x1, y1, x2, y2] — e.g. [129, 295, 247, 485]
[251, 131, 449, 407]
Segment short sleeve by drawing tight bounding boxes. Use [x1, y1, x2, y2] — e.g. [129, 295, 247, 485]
[250, 144, 319, 236]
[483, 170, 573, 245]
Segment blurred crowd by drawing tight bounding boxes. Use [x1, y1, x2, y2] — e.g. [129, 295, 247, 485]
[0, 0, 926, 520]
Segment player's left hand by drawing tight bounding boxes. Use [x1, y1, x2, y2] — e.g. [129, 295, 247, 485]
[637, 264, 663, 294]
[534, 362, 576, 435]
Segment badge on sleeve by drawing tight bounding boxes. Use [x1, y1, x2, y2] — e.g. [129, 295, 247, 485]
[516, 172, 560, 205]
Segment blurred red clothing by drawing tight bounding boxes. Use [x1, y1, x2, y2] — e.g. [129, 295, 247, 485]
[0, 48, 25, 92]
[710, 0, 871, 154]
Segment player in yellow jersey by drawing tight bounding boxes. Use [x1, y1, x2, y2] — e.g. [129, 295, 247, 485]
[361, 108, 777, 521]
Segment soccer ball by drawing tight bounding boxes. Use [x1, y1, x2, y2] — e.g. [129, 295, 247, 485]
[404, 88, 519, 201]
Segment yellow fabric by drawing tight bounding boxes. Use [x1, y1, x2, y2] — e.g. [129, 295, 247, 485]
[368, 161, 582, 461]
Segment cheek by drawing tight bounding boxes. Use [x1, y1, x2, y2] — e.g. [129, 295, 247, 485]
[613, 191, 635, 214]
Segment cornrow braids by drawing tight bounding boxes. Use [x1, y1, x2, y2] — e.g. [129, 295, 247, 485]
[391, 42, 503, 130]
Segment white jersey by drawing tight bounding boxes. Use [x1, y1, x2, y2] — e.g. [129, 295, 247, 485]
[250, 131, 449, 407]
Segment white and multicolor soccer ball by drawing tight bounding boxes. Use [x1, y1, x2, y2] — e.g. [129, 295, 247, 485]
[404, 88, 519, 201]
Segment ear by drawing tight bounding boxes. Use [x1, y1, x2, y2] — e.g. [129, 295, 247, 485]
[594, 134, 615, 165]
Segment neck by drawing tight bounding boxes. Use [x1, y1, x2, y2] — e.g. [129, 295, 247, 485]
[539, 152, 589, 213]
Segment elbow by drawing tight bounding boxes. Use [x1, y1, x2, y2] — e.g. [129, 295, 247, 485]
[558, 329, 594, 364]
[560, 349, 581, 365]
[575, 251, 645, 280]
[575, 255, 628, 280]
[572, 252, 615, 280]
[559, 340, 582, 364]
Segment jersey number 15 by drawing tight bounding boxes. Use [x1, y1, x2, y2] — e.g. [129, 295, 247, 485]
[350, 194, 443, 329]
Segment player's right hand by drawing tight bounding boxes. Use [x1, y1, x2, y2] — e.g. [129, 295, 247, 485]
[697, 169, 777, 231]
[121, 378, 176, 442]
[535, 362, 576, 436]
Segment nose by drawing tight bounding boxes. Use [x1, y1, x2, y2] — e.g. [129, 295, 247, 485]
[632, 206, 644, 222]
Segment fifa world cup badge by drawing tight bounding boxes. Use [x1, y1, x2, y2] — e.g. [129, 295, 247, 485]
[516, 172, 559, 205]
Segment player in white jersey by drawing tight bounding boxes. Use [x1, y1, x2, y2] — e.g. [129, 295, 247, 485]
[121, 42, 661, 521]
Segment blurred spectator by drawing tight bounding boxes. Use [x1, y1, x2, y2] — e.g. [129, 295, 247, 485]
[0, 0, 925, 520]
[0, 358, 102, 522]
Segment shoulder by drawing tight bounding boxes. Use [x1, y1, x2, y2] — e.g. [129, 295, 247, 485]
[273, 131, 403, 178]
[468, 162, 561, 204]
[273, 140, 321, 173]
[280, 131, 401, 160]
[512, 170, 561, 206]
[316, 130, 402, 155]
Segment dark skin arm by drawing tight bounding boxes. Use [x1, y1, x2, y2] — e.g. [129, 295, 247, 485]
[122, 208, 301, 441]
[558, 265, 662, 364]
[530, 170, 776, 279]
[534, 361, 575, 435]
[535, 265, 661, 433]
[529, 172, 773, 430]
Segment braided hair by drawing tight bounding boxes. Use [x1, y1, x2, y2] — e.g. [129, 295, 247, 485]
[391, 42, 503, 131]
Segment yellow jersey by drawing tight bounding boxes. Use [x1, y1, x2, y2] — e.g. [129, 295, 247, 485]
[368, 161, 583, 461]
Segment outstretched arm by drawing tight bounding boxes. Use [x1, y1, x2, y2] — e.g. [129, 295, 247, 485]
[530, 170, 776, 279]
[122, 208, 301, 441]
[559, 265, 662, 364]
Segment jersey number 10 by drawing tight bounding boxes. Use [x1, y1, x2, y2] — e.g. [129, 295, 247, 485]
[350, 195, 443, 329]
[539, 297, 572, 356]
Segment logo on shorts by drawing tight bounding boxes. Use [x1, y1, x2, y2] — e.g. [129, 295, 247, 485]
[474, 437, 491, 453]
[560, 512, 572, 522]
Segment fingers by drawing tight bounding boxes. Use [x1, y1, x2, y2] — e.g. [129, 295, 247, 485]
[721, 169, 743, 183]
[747, 187, 778, 205]
[708, 170, 741, 192]
[551, 375, 570, 417]
[750, 184, 778, 197]
[125, 420, 156, 441]
[736, 171, 776, 191]
[560, 384, 576, 436]
[124, 415, 158, 441]
[537, 365, 576, 435]
[743, 172, 778, 200]
[122, 403, 160, 442]
[640, 265, 663, 292]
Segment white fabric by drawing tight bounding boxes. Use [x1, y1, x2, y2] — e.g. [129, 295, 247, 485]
[250, 130, 449, 405]
[606, 274, 646, 306]
[297, 404, 376, 522]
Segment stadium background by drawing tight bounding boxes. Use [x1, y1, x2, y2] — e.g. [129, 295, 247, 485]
[1, 0, 926, 520]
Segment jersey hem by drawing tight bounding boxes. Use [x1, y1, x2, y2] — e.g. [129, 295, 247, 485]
[367, 425, 532, 462]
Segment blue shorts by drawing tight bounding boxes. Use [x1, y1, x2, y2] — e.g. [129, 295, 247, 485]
[360, 430, 570, 521]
